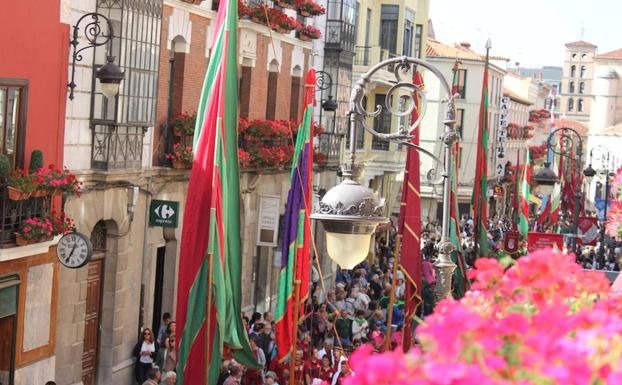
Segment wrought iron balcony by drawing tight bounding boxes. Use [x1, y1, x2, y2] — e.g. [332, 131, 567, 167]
[0, 184, 49, 246]
[316, 132, 343, 168]
[354, 46, 393, 68]
[91, 122, 146, 170]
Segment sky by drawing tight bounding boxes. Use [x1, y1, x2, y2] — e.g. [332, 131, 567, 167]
[429, 0, 622, 68]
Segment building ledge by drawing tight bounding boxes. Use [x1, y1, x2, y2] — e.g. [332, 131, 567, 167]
[0, 235, 62, 263]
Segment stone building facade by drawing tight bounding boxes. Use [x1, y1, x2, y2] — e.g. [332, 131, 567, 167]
[55, 1, 340, 384]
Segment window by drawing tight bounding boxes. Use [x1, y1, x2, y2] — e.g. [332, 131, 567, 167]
[372, 94, 391, 151]
[458, 147, 463, 169]
[568, 98, 574, 111]
[578, 99, 584, 112]
[456, 69, 467, 99]
[571, 65, 576, 78]
[456, 108, 464, 138]
[403, 9, 415, 56]
[380, 5, 399, 54]
[572, 53, 577, 59]
[569, 81, 575, 94]
[582, 53, 587, 59]
[0, 276, 19, 385]
[579, 82, 585, 94]
[403, 23, 413, 56]
[0, 80, 27, 169]
[266, 60, 279, 120]
[580, 65, 586, 78]
[414, 24, 423, 58]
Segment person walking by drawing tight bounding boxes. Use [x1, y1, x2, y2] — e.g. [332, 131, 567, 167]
[133, 328, 159, 384]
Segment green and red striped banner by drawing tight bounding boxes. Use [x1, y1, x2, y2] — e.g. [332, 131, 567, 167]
[175, 1, 257, 383]
[519, 149, 531, 238]
[472, 48, 491, 258]
[450, 61, 468, 298]
[274, 69, 315, 362]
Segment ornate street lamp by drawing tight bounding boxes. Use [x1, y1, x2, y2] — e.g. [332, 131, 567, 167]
[316, 70, 339, 127]
[533, 127, 584, 252]
[583, 164, 596, 185]
[67, 13, 125, 100]
[585, 145, 613, 260]
[311, 57, 457, 300]
[533, 163, 558, 196]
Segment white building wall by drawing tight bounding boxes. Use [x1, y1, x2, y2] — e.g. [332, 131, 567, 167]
[420, 58, 505, 218]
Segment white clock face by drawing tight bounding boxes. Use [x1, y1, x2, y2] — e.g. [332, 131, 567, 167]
[57, 232, 93, 268]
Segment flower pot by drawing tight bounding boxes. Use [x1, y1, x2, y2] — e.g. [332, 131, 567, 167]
[251, 15, 265, 24]
[299, 9, 311, 17]
[15, 234, 33, 246]
[299, 34, 312, 42]
[7, 186, 31, 201]
[173, 128, 185, 137]
[273, 25, 287, 34]
[31, 189, 48, 198]
[171, 159, 185, 169]
[277, 0, 295, 9]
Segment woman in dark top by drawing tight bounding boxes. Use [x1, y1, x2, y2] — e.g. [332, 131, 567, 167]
[133, 328, 160, 384]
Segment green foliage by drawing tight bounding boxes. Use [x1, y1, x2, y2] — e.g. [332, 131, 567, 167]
[0, 154, 10, 178]
[29, 150, 43, 172]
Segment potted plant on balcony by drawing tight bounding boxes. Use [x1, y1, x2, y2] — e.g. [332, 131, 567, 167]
[166, 143, 193, 169]
[7, 169, 35, 201]
[237, 0, 251, 18]
[273, 12, 298, 33]
[38, 166, 82, 197]
[171, 112, 196, 137]
[297, 24, 321, 41]
[296, 0, 325, 16]
[16, 212, 74, 246]
[250, 5, 269, 25]
[276, 0, 296, 9]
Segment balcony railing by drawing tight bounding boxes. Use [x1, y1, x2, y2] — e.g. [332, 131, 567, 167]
[317, 132, 343, 168]
[0, 184, 48, 245]
[91, 122, 146, 170]
[354, 46, 393, 67]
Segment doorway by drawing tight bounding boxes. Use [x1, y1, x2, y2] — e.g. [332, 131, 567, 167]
[152, 246, 166, 332]
[81, 259, 104, 385]
[0, 276, 19, 385]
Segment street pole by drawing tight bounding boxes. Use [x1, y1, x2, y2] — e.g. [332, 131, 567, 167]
[600, 174, 610, 259]
[572, 143, 583, 254]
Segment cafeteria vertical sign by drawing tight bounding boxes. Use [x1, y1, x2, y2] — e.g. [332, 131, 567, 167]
[257, 195, 281, 246]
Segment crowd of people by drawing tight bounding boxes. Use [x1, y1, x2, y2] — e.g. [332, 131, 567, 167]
[133, 312, 178, 384]
[134, 209, 622, 385]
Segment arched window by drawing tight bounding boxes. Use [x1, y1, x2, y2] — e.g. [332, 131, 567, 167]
[569, 81, 575, 93]
[571, 65, 577, 78]
[579, 82, 585, 94]
[578, 99, 584, 112]
[568, 98, 574, 111]
[572, 53, 577, 60]
[580, 65, 586, 78]
[582, 53, 587, 59]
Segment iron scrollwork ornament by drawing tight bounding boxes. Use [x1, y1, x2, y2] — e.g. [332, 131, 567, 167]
[68, 12, 115, 100]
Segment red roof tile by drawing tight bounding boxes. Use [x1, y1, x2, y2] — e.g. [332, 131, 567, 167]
[553, 118, 588, 136]
[565, 40, 597, 48]
[595, 48, 622, 60]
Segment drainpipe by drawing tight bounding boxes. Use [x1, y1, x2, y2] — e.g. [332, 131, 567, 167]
[137, 176, 153, 338]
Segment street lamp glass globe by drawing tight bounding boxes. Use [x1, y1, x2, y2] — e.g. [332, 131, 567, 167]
[537, 183, 555, 196]
[325, 232, 372, 270]
[100, 82, 120, 99]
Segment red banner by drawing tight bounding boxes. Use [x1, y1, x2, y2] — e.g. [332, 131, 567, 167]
[504, 231, 520, 253]
[577, 217, 598, 246]
[527, 232, 564, 253]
